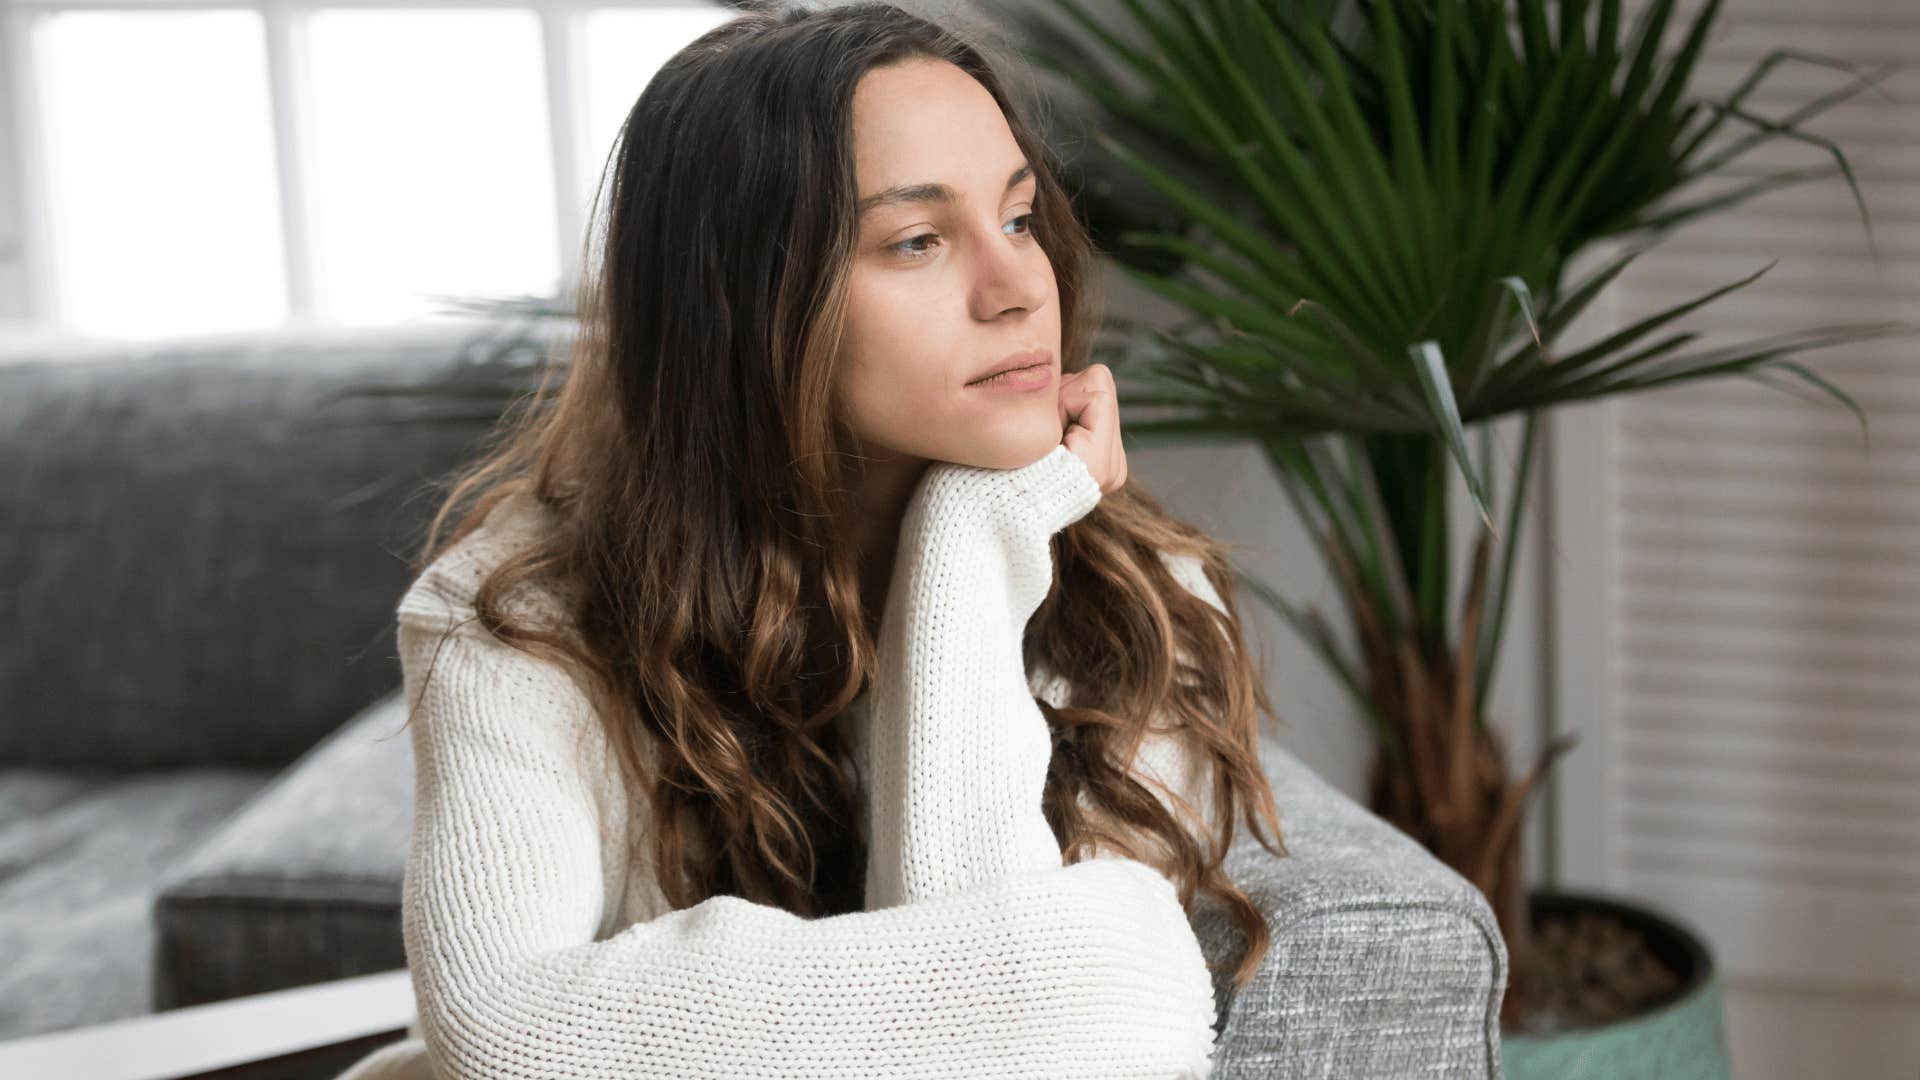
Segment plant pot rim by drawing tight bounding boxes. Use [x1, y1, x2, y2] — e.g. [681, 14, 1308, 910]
[1507, 886, 1718, 1037]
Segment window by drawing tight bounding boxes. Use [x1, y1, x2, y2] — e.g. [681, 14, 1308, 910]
[36, 9, 286, 338]
[1, 0, 735, 341]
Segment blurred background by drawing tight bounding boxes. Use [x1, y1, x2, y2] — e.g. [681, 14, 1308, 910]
[0, 0, 1914, 1077]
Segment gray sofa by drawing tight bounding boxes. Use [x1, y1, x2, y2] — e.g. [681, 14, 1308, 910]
[0, 323, 1507, 1078]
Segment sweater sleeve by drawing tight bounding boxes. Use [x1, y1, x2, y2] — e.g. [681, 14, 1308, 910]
[859, 443, 1110, 909]
[853, 446, 1227, 907]
[394, 601, 1218, 1079]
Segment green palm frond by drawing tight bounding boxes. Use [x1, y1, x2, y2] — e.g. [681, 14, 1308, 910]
[990, 0, 1919, 739]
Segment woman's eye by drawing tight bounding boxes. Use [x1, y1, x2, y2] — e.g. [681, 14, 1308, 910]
[890, 232, 940, 259]
[888, 212, 1038, 261]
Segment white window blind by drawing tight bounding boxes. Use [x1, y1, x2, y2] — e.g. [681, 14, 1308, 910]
[1551, 0, 1920, 1004]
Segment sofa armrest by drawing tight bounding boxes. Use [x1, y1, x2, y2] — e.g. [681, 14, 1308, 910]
[1191, 735, 1508, 1079]
[151, 688, 413, 1012]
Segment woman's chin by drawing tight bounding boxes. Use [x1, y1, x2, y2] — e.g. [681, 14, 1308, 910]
[954, 429, 1068, 472]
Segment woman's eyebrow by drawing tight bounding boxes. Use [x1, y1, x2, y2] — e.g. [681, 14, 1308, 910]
[858, 161, 1034, 217]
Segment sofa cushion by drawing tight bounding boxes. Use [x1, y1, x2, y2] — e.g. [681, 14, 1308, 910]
[152, 687, 413, 1011]
[0, 764, 273, 1039]
[0, 321, 524, 770]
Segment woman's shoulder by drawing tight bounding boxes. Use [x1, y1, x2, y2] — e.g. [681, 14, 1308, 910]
[396, 490, 567, 632]
[389, 498, 640, 877]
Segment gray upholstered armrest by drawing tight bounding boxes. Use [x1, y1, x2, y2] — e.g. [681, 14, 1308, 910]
[150, 690, 413, 1010]
[1192, 735, 1508, 1079]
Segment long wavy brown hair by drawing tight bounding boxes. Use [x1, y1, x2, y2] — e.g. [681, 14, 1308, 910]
[399, 0, 1289, 991]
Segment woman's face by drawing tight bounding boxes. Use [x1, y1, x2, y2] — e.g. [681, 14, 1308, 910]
[835, 58, 1064, 473]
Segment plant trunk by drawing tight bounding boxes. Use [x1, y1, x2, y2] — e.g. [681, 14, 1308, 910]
[1325, 520, 1578, 1029]
[1366, 725, 1539, 1027]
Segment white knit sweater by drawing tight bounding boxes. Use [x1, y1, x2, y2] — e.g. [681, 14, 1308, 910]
[335, 444, 1225, 1079]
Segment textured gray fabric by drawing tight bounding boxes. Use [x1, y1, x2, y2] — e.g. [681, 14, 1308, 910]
[0, 322, 516, 769]
[151, 688, 414, 1011]
[1197, 737, 1508, 1078]
[0, 765, 273, 1038]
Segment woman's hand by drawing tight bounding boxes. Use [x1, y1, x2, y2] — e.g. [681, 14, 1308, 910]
[1059, 362, 1127, 495]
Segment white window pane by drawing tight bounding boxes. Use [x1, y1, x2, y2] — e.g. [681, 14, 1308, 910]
[37, 10, 286, 340]
[305, 9, 558, 324]
[578, 7, 735, 214]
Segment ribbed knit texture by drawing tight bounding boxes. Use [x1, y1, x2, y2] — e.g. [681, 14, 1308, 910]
[335, 444, 1223, 1079]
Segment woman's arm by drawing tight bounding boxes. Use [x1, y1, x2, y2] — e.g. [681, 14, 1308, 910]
[857, 452, 1233, 900]
[858, 443, 1108, 908]
[395, 612, 1218, 1080]
[854, 447, 1230, 896]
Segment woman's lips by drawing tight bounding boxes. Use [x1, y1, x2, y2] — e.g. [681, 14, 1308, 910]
[966, 361, 1053, 392]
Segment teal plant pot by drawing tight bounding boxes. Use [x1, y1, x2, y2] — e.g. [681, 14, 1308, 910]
[1501, 890, 1731, 1080]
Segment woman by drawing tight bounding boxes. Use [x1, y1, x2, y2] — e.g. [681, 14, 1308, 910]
[339, 3, 1287, 1077]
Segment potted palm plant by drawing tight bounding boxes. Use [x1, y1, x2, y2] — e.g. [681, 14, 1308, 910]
[959, 0, 1916, 1073]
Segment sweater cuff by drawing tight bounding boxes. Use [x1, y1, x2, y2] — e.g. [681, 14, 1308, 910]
[1003, 443, 1104, 534]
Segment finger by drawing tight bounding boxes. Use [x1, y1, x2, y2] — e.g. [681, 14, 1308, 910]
[1060, 364, 1112, 437]
[1082, 366, 1118, 444]
[1091, 388, 1120, 491]
[1092, 366, 1125, 491]
[1063, 386, 1107, 449]
[1064, 370, 1123, 492]
[1058, 368, 1088, 434]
